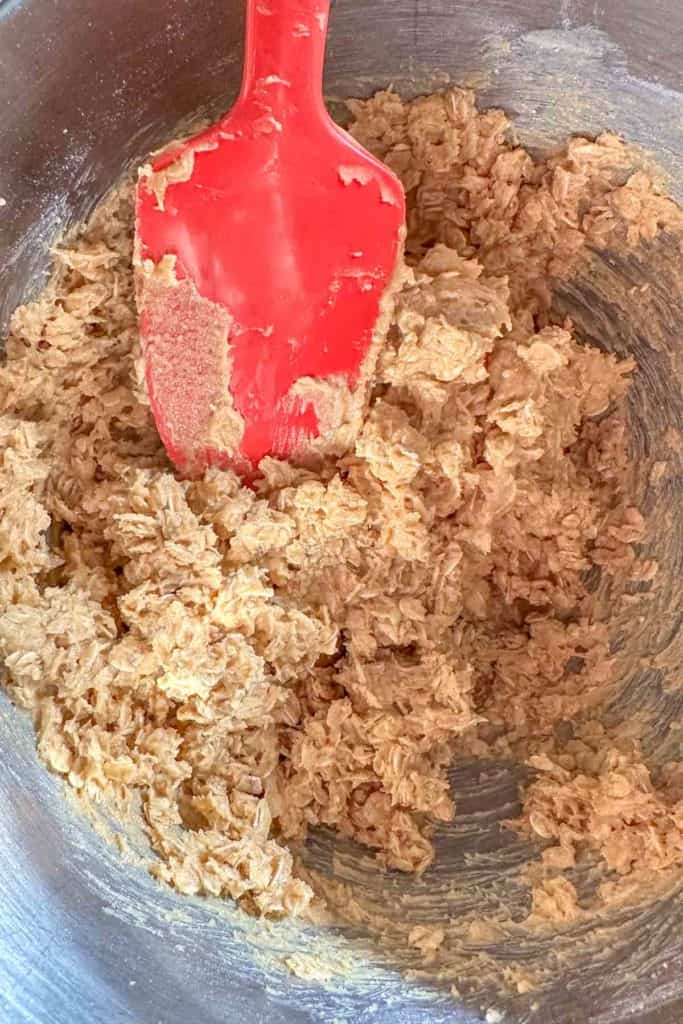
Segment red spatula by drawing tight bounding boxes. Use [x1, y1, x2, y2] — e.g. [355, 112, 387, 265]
[135, 0, 405, 477]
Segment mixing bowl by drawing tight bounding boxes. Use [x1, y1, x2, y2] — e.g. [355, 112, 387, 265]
[1, 2, 681, 1022]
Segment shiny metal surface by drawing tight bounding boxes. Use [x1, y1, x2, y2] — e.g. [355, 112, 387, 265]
[0, 2, 682, 1023]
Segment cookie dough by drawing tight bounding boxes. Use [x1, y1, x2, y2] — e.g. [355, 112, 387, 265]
[1, 88, 681, 922]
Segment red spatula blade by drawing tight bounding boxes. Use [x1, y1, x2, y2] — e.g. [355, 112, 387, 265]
[135, 0, 405, 477]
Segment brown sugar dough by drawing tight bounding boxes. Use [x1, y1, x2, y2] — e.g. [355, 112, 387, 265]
[1, 88, 682, 921]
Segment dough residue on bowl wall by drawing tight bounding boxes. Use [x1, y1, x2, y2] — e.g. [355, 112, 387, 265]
[0, 88, 682, 965]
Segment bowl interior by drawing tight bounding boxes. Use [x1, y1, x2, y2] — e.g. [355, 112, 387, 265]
[0, 2, 682, 1023]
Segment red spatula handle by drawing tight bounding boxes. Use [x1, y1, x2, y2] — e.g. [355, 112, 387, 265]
[238, 0, 331, 120]
[136, 0, 405, 475]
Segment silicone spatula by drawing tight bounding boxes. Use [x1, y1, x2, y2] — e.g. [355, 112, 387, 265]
[135, 0, 405, 477]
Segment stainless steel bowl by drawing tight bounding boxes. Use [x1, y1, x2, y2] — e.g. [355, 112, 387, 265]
[1, 2, 681, 1022]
